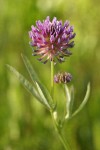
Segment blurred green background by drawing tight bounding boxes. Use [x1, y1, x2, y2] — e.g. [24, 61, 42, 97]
[0, 0, 100, 149]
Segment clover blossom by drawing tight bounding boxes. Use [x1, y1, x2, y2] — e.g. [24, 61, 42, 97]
[29, 16, 76, 63]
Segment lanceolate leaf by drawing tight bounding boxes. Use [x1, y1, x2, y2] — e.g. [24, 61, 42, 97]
[21, 54, 40, 82]
[72, 82, 90, 118]
[6, 65, 50, 109]
[64, 84, 75, 119]
[21, 54, 53, 108]
[64, 84, 71, 119]
[35, 82, 51, 109]
[69, 85, 75, 114]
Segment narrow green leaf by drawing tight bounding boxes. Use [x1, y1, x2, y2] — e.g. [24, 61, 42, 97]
[35, 82, 51, 109]
[72, 82, 90, 118]
[6, 64, 49, 108]
[69, 85, 75, 114]
[21, 54, 40, 83]
[64, 84, 71, 119]
[21, 54, 53, 108]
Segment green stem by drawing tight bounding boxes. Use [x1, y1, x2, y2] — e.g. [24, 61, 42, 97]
[58, 131, 71, 150]
[50, 61, 71, 150]
[51, 60, 54, 99]
[51, 111, 72, 150]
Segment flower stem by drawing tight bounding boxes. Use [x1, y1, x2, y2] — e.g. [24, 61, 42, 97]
[50, 61, 71, 150]
[51, 60, 54, 99]
[58, 131, 71, 150]
[51, 111, 72, 150]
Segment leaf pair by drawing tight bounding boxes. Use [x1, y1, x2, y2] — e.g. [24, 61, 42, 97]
[7, 54, 53, 110]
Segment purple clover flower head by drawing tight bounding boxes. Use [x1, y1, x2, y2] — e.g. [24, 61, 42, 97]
[29, 16, 76, 63]
[54, 72, 72, 84]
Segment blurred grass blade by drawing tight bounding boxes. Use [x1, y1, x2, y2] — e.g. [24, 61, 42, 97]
[6, 64, 50, 108]
[21, 54, 53, 108]
[35, 82, 51, 109]
[72, 82, 90, 118]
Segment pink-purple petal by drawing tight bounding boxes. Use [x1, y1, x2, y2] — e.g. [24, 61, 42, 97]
[29, 16, 76, 63]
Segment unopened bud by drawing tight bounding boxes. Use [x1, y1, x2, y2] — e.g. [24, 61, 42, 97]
[54, 72, 72, 84]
